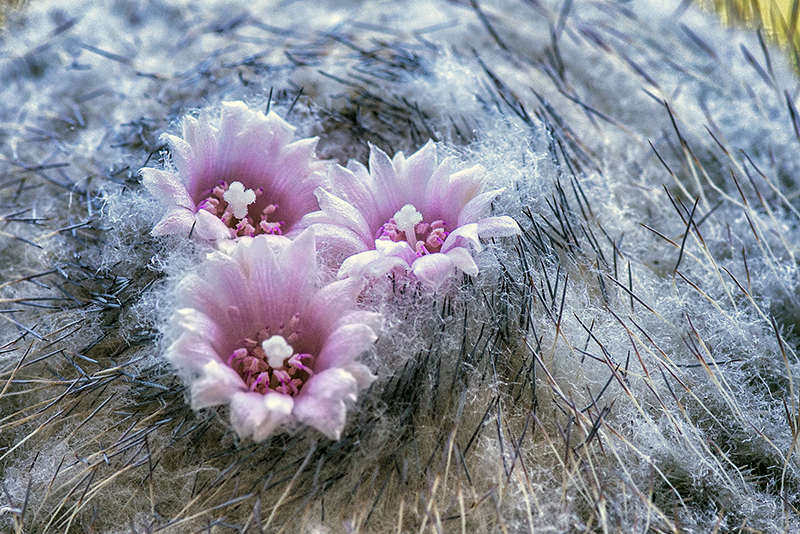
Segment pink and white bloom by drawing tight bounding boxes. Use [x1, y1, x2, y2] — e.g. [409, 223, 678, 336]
[300, 140, 521, 290]
[140, 101, 327, 241]
[164, 229, 382, 441]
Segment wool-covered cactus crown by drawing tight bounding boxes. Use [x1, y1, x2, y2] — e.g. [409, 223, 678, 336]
[2, 0, 800, 533]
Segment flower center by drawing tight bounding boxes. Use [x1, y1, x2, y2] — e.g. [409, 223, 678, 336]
[226, 323, 313, 396]
[377, 204, 450, 256]
[197, 180, 284, 237]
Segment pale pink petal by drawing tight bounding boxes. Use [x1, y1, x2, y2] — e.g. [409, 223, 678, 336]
[174, 273, 224, 314]
[338, 250, 409, 280]
[229, 236, 289, 330]
[363, 255, 410, 278]
[216, 112, 281, 181]
[308, 223, 370, 259]
[345, 159, 372, 182]
[374, 238, 417, 264]
[293, 368, 359, 440]
[438, 165, 484, 222]
[141, 168, 195, 208]
[338, 250, 381, 279]
[401, 140, 438, 196]
[184, 113, 217, 199]
[281, 137, 319, 166]
[230, 391, 294, 442]
[368, 143, 405, 215]
[171, 308, 225, 343]
[391, 149, 406, 170]
[194, 209, 234, 241]
[444, 247, 479, 276]
[215, 103, 253, 164]
[273, 137, 322, 189]
[272, 227, 318, 310]
[457, 188, 504, 226]
[217, 233, 290, 258]
[228, 233, 279, 270]
[161, 133, 194, 181]
[314, 188, 372, 243]
[329, 164, 380, 227]
[151, 206, 196, 237]
[190, 359, 246, 409]
[441, 223, 480, 253]
[218, 104, 294, 167]
[334, 311, 385, 336]
[178, 116, 199, 154]
[164, 333, 222, 374]
[477, 215, 521, 238]
[315, 323, 379, 372]
[305, 278, 364, 334]
[297, 210, 335, 227]
[175, 260, 252, 336]
[410, 253, 456, 291]
[340, 363, 377, 390]
[219, 107, 287, 179]
[422, 157, 456, 219]
[261, 110, 297, 156]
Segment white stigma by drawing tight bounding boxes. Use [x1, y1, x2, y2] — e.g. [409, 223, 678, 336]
[223, 181, 257, 219]
[261, 335, 294, 369]
[393, 204, 423, 238]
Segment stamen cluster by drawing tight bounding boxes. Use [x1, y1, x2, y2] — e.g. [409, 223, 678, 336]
[226, 318, 313, 395]
[378, 212, 449, 256]
[197, 180, 283, 237]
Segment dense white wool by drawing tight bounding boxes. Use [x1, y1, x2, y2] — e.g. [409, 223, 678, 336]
[2, 0, 800, 532]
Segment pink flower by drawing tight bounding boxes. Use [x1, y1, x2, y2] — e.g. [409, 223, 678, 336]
[140, 101, 327, 241]
[164, 229, 382, 441]
[300, 140, 521, 290]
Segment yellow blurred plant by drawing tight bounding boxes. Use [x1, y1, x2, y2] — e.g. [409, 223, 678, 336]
[704, 0, 800, 68]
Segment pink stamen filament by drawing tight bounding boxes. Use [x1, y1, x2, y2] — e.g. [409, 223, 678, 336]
[197, 180, 285, 237]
